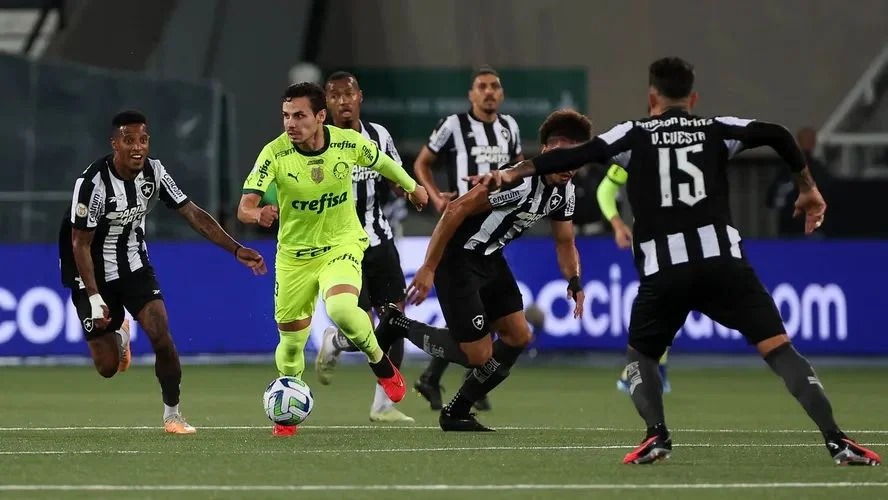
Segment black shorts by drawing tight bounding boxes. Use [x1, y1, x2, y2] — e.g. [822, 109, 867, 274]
[628, 258, 785, 359]
[358, 239, 407, 311]
[434, 248, 524, 343]
[69, 267, 164, 340]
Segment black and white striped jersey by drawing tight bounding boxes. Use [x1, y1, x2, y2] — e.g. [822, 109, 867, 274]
[355, 121, 401, 247]
[531, 108, 807, 277]
[59, 155, 189, 287]
[450, 170, 575, 256]
[427, 110, 522, 196]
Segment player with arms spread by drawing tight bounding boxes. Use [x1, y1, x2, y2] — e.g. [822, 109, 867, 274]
[374, 109, 587, 432]
[469, 58, 880, 466]
[237, 83, 428, 436]
[60, 111, 266, 434]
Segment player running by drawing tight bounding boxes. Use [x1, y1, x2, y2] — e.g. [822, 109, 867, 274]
[304, 71, 415, 423]
[60, 110, 267, 434]
[468, 57, 881, 466]
[237, 82, 428, 436]
[373, 109, 588, 432]
[412, 67, 523, 412]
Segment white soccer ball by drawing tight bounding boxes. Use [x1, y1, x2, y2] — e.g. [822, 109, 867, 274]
[263, 376, 314, 426]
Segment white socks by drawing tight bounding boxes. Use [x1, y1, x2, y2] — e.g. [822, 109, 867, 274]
[371, 384, 394, 412]
[164, 404, 179, 419]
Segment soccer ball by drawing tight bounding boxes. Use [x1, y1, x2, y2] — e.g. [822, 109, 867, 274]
[263, 376, 314, 426]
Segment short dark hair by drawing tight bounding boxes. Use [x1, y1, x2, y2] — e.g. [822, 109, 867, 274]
[282, 82, 326, 114]
[471, 66, 499, 87]
[111, 110, 146, 132]
[539, 109, 593, 145]
[325, 71, 359, 88]
[649, 57, 695, 99]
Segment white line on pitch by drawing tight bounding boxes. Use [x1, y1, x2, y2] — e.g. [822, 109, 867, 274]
[2, 443, 886, 455]
[1, 482, 887, 492]
[0, 424, 886, 433]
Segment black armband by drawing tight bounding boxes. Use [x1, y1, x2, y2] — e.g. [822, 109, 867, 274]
[234, 245, 243, 258]
[568, 276, 582, 294]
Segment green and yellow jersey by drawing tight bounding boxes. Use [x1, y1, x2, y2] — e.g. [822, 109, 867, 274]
[243, 125, 415, 257]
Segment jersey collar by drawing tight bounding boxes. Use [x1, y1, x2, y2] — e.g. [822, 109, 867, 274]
[293, 126, 331, 157]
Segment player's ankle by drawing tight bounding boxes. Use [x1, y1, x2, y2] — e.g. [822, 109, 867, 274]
[646, 422, 669, 439]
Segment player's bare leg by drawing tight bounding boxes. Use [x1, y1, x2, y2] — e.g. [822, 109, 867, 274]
[137, 300, 195, 435]
[325, 285, 405, 403]
[758, 334, 880, 465]
[87, 333, 121, 379]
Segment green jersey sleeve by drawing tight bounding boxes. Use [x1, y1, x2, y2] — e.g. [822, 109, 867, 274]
[242, 145, 277, 195]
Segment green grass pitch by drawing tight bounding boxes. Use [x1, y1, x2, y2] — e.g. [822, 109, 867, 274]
[1, 361, 886, 499]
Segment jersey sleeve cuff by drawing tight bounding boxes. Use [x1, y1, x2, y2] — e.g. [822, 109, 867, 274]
[242, 189, 266, 196]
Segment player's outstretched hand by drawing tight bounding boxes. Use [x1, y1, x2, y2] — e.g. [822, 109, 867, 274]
[407, 185, 429, 212]
[792, 187, 826, 235]
[566, 279, 585, 319]
[257, 205, 279, 228]
[88, 293, 111, 330]
[612, 220, 633, 249]
[236, 247, 267, 275]
[406, 264, 435, 306]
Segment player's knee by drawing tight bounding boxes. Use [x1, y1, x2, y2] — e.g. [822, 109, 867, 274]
[628, 338, 667, 361]
[325, 293, 359, 328]
[150, 333, 175, 354]
[95, 362, 117, 379]
[463, 343, 493, 367]
[501, 326, 533, 349]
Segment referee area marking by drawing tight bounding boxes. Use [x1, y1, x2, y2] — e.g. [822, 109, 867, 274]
[1, 424, 887, 434]
[0, 483, 886, 492]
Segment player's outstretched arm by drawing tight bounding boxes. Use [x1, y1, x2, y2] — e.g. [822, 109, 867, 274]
[721, 120, 826, 233]
[406, 185, 492, 306]
[468, 137, 614, 190]
[372, 152, 428, 211]
[71, 228, 110, 329]
[551, 220, 584, 319]
[177, 201, 267, 275]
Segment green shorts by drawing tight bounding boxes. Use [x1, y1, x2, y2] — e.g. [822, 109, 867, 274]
[274, 241, 367, 323]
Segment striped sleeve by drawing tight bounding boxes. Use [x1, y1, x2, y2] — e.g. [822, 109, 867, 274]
[427, 115, 456, 154]
[152, 159, 190, 209]
[549, 183, 575, 221]
[375, 123, 402, 166]
[70, 170, 104, 230]
[505, 115, 522, 157]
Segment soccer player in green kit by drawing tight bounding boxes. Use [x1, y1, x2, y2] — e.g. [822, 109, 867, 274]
[238, 82, 429, 436]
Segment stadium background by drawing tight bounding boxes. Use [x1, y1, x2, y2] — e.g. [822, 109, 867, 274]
[1, 0, 887, 361]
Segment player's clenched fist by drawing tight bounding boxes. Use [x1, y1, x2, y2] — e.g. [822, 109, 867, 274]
[256, 205, 279, 228]
[408, 185, 429, 212]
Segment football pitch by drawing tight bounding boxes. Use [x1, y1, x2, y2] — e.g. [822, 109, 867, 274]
[1, 361, 886, 499]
